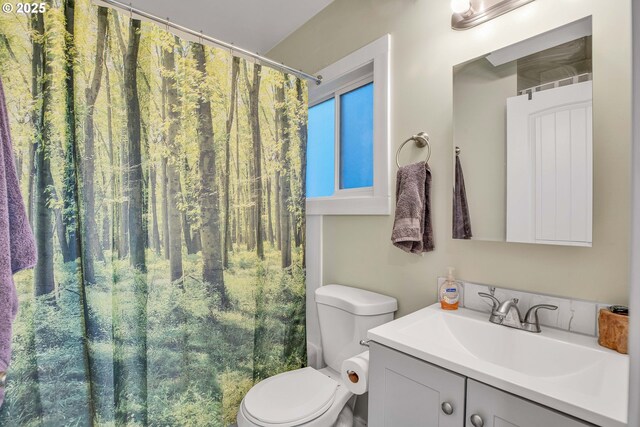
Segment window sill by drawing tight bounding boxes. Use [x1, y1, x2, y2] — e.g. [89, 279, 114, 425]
[306, 196, 390, 215]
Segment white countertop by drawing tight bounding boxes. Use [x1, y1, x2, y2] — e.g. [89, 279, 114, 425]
[367, 304, 629, 427]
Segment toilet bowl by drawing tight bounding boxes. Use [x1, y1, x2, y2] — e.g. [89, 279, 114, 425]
[237, 367, 354, 427]
[237, 285, 397, 427]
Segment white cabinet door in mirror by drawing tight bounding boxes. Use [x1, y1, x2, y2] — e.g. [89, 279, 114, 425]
[506, 81, 593, 246]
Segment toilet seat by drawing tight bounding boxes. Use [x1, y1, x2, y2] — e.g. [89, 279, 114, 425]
[242, 367, 339, 426]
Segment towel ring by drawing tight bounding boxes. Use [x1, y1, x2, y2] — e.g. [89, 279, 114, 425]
[396, 132, 431, 168]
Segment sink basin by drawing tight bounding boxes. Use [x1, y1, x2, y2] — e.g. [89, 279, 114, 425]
[401, 307, 603, 378]
[368, 304, 629, 427]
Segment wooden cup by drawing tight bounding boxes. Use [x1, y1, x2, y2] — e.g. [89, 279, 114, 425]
[598, 308, 629, 354]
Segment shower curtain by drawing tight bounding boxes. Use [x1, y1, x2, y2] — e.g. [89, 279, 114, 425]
[0, 1, 307, 425]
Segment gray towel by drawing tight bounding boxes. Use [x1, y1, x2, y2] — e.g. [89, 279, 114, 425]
[392, 161, 434, 254]
[0, 77, 37, 406]
[453, 155, 472, 239]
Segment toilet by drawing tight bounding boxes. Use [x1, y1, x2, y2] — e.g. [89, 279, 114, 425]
[237, 284, 397, 427]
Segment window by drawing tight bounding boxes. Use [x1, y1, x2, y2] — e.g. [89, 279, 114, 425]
[340, 82, 374, 190]
[306, 80, 374, 197]
[307, 98, 336, 198]
[306, 35, 390, 215]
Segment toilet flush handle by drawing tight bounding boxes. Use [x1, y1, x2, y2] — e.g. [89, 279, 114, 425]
[359, 339, 370, 347]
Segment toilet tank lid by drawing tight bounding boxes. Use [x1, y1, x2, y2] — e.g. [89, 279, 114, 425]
[315, 285, 398, 316]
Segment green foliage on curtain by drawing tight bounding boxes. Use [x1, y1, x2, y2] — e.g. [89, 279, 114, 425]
[0, 0, 308, 425]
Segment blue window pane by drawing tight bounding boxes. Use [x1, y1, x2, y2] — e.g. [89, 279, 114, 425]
[306, 98, 335, 198]
[340, 82, 374, 189]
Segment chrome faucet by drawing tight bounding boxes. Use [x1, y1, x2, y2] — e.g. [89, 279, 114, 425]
[478, 292, 557, 333]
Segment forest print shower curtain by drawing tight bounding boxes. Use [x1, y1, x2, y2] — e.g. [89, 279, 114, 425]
[0, 0, 307, 425]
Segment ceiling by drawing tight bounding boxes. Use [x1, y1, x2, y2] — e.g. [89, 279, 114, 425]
[128, 0, 334, 55]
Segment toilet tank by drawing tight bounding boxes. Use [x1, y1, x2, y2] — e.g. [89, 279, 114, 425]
[315, 285, 397, 372]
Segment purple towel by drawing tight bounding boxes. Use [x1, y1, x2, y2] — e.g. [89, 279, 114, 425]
[453, 155, 472, 239]
[391, 161, 434, 254]
[0, 77, 37, 406]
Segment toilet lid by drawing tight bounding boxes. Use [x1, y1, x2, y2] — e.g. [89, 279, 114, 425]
[243, 367, 338, 425]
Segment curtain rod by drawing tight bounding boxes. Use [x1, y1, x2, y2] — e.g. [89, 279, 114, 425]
[93, 0, 322, 85]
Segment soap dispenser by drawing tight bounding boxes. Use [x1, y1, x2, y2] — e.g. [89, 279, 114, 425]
[439, 267, 459, 310]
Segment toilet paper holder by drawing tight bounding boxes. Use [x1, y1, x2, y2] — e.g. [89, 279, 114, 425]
[346, 340, 370, 383]
[347, 370, 360, 383]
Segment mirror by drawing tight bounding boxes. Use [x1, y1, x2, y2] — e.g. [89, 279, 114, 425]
[452, 17, 593, 247]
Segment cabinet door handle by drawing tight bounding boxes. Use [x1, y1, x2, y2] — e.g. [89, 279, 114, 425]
[441, 401, 454, 415]
[470, 414, 484, 427]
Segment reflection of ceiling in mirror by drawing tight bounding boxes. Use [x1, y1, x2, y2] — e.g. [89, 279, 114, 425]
[517, 37, 592, 92]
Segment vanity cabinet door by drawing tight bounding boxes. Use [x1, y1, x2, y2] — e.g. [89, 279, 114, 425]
[465, 380, 594, 427]
[369, 342, 466, 427]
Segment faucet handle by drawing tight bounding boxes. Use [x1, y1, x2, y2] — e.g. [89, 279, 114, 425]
[478, 292, 500, 312]
[523, 304, 558, 332]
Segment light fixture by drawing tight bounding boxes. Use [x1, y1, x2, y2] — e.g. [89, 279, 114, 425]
[450, 0, 472, 15]
[451, 0, 536, 30]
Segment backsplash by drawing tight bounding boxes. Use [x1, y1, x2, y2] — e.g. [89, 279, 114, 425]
[437, 278, 609, 336]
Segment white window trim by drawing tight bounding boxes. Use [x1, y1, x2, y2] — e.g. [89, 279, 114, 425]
[307, 34, 391, 215]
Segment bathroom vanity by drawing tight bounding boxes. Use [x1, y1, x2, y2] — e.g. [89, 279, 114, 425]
[367, 304, 629, 427]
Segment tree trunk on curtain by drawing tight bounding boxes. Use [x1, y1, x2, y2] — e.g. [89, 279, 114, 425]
[247, 161, 255, 251]
[223, 56, 239, 268]
[125, 18, 146, 273]
[102, 64, 113, 253]
[160, 74, 170, 261]
[149, 164, 161, 255]
[193, 43, 227, 309]
[162, 38, 184, 283]
[180, 191, 195, 254]
[105, 62, 117, 251]
[252, 271, 268, 381]
[179, 157, 198, 256]
[277, 80, 292, 270]
[54, 207, 70, 262]
[122, 17, 148, 426]
[296, 79, 308, 266]
[266, 177, 274, 246]
[81, 6, 108, 285]
[21, 21, 37, 228]
[33, 8, 55, 297]
[275, 167, 281, 251]
[61, 0, 79, 264]
[161, 156, 170, 260]
[110, 13, 130, 260]
[235, 93, 243, 247]
[119, 137, 130, 259]
[192, 229, 202, 253]
[89, 65, 110, 285]
[24, 24, 37, 229]
[274, 95, 282, 252]
[26, 140, 35, 227]
[247, 63, 264, 260]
